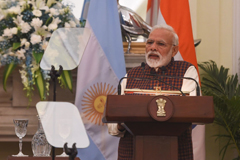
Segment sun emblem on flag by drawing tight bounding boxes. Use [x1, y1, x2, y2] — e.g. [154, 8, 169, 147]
[82, 82, 117, 125]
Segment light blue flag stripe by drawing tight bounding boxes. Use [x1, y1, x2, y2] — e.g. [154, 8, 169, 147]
[88, 0, 126, 79]
[77, 0, 126, 160]
[77, 135, 106, 160]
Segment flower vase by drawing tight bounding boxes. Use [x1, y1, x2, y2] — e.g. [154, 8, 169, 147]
[32, 116, 51, 156]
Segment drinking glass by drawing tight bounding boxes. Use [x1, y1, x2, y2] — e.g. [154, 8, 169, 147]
[12, 119, 29, 157]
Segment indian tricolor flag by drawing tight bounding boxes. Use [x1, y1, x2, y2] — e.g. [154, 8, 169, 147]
[147, 1, 205, 160]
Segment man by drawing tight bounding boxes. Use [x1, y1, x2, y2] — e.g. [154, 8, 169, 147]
[108, 24, 199, 160]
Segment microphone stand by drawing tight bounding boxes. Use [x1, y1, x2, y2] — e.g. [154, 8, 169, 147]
[48, 65, 63, 160]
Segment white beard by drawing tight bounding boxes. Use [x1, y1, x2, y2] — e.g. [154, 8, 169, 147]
[145, 49, 173, 68]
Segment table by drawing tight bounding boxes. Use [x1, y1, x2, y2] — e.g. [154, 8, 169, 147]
[7, 156, 80, 160]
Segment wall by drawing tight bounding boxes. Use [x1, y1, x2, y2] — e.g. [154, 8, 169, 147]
[190, 1, 235, 160]
[194, 0, 233, 71]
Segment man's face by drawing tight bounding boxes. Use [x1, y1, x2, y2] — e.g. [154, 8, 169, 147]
[145, 28, 178, 68]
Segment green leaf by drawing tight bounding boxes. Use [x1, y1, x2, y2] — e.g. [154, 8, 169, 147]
[61, 70, 73, 92]
[3, 62, 17, 91]
[198, 60, 240, 159]
[59, 74, 67, 88]
[33, 51, 44, 64]
[12, 42, 21, 50]
[35, 69, 45, 100]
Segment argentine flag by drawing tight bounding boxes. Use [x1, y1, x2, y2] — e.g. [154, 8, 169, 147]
[75, 0, 126, 160]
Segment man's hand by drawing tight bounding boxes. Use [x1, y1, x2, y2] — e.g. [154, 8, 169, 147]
[117, 123, 125, 132]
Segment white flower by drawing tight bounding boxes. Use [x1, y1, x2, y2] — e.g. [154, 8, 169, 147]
[0, 8, 8, 19]
[10, 27, 18, 34]
[35, 27, 51, 38]
[59, 7, 69, 15]
[19, 69, 28, 86]
[3, 28, 12, 37]
[56, 2, 62, 8]
[20, 2, 28, 11]
[69, 21, 76, 28]
[3, 54, 7, 58]
[30, 34, 42, 44]
[46, 32, 51, 38]
[59, 9, 64, 15]
[31, 63, 40, 74]
[7, 6, 21, 15]
[48, 17, 61, 31]
[0, 14, 4, 21]
[52, 17, 61, 24]
[42, 41, 48, 50]
[32, 10, 42, 17]
[0, 1, 7, 8]
[25, 42, 30, 49]
[21, 38, 27, 46]
[40, 6, 49, 12]
[31, 18, 43, 29]
[64, 22, 71, 28]
[8, 52, 15, 56]
[47, 0, 56, 7]
[32, 0, 45, 10]
[49, 8, 59, 16]
[21, 22, 31, 33]
[41, 25, 47, 30]
[16, 49, 26, 59]
[13, 15, 23, 25]
[48, 23, 58, 31]
[64, 7, 70, 14]
[19, 1, 26, 6]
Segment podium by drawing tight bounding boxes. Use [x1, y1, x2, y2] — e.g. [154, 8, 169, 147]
[103, 95, 214, 160]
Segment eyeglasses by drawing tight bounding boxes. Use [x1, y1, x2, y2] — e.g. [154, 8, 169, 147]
[146, 39, 176, 48]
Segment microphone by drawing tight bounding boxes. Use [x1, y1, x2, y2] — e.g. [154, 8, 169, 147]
[117, 76, 186, 96]
[117, 77, 145, 95]
[141, 62, 200, 96]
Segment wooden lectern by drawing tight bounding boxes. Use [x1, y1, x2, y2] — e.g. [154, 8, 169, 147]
[103, 95, 214, 160]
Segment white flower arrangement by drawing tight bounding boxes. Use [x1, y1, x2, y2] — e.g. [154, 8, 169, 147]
[0, 0, 80, 102]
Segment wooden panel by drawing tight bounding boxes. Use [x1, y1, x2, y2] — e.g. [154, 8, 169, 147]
[12, 69, 41, 107]
[105, 95, 215, 123]
[7, 156, 80, 160]
[125, 122, 191, 136]
[0, 66, 12, 107]
[123, 42, 146, 54]
[124, 53, 146, 71]
[134, 136, 178, 160]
